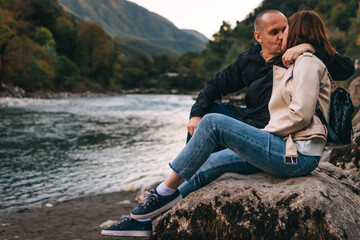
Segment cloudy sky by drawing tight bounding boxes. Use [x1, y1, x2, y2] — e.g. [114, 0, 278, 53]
[128, 0, 263, 39]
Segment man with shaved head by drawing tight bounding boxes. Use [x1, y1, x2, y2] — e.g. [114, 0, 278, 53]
[253, 10, 288, 61]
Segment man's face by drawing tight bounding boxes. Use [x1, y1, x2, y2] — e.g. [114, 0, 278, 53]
[255, 13, 288, 59]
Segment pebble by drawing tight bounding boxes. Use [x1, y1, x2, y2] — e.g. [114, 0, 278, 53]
[45, 203, 54, 208]
[115, 200, 131, 205]
[123, 186, 136, 192]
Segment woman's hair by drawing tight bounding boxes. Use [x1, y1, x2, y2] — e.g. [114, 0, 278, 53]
[286, 10, 336, 56]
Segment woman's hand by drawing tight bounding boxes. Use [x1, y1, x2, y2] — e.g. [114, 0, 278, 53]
[187, 116, 202, 136]
[282, 43, 315, 68]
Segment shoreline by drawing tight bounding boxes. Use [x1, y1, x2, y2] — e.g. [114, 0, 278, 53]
[0, 190, 141, 240]
[0, 84, 199, 100]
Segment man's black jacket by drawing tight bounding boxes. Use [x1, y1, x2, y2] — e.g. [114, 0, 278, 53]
[191, 43, 355, 128]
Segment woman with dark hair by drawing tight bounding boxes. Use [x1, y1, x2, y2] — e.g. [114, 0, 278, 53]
[102, 10, 347, 237]
[285, 10, 336, 57]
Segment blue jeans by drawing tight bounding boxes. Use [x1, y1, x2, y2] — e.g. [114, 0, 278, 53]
[186, 103, 244, 142]
[174, 113, 320, 197]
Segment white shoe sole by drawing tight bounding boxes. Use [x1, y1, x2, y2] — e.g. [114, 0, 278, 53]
[131, 195, 182, 220]
[101, 229, 151, 237]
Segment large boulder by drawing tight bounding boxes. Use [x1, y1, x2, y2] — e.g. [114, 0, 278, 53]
[349, 77, 360, 112]
[151, 162, 360, 240]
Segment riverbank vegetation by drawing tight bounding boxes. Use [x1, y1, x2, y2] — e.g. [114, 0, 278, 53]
[0, 0, 358, 94]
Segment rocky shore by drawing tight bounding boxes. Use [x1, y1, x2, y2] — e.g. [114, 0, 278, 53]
[0, 83, 245, 106]
[0, 83, 196, 100]
[0, 190, 140, 240]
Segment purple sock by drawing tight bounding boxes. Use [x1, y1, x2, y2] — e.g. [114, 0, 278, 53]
[156, 182, 176, 196]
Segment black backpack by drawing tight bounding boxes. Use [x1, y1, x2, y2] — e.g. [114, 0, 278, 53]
[316, 84, 354, 146]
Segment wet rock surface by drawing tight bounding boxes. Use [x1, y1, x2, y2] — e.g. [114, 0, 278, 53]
[152, 162, 360, 240]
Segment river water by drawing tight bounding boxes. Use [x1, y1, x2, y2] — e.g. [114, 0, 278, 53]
[0, 95, 194, 211]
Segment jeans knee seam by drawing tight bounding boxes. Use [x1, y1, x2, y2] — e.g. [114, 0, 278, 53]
[181, 128, 217, 177]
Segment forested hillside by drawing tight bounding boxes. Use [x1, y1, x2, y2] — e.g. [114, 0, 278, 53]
[0, 0, 358, 94]
[0, 0, 121, 91]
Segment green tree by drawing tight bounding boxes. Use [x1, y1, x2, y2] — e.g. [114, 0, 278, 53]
[34, 27, 56, 55]
[330, 3, 355, 31]
[27, 0, 62, 31]
[53, 16, 77, 61]
[26, 59, 55, 90]
[75, 22, 114, 89]
[54, 56, 80, 90]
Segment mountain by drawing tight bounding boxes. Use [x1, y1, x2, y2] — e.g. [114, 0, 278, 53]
[58, 0, 209, 56]
[182, 29, 209, 43]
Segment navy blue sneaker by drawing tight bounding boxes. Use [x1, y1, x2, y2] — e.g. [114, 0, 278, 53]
[101, 215, 152, 237]
[131, 188, 182, 220]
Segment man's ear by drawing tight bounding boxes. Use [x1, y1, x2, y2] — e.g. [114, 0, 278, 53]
[254, 31, 261, 43]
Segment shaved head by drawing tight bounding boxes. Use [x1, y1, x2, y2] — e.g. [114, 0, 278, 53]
[253, 9, 288, 61]
[254, 9, 286, 32]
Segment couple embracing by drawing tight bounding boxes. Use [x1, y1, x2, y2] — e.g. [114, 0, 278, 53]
[102, 9, 354, 238]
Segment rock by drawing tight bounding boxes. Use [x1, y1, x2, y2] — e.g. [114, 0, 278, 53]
[0, 83, 25, 98]
[152, 162, 360, 240]
[122, 186, 136, 192]
[100, 220, 118, 229]
[45, 203, 54, 208]
[320, 148, 331, 162]
[328, 132, 360, 169]
[115, 200, 131, 205]
[345, 167, 360, 190]
[353, 111, 360, 135]
[349, 77, 360, 111]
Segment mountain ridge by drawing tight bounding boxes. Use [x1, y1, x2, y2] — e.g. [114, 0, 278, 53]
[58, 0, 209, 56]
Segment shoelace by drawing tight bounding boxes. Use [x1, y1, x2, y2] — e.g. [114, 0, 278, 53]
[119, 215, 131, 222]
[140, 190, 159, 207]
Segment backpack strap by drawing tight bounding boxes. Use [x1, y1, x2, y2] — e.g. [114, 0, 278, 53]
[315, 107, 341, 145]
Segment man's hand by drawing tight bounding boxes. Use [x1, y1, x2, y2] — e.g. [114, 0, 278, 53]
[282, 43, 315, 68]
[187, 116, 202, 136]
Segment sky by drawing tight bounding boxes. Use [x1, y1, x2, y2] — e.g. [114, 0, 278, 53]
[127, 0, 263, 39]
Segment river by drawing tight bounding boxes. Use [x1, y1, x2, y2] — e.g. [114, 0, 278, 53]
[0, 94, 194, 211]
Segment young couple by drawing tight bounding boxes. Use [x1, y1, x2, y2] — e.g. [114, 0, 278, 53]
[101, 9, 354, 237]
